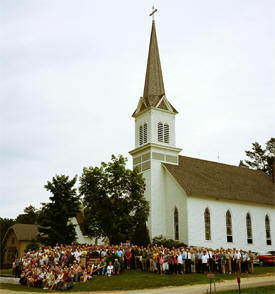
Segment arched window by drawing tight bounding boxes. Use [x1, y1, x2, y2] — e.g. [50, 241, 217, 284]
[265, 215, 271, 245]
[139, 125, 143, 145]
[143, 123, 147, 144]
[204, 208, 211, 240]
[158, 122, 163, 142]
[174, 207, 179, 240]
[246, 213, 253, 244]
[164, 124, 169, 143]
[226, 210, 233, 243]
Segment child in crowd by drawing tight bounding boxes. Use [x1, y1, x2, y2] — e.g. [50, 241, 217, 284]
[107, 261, 114, 276]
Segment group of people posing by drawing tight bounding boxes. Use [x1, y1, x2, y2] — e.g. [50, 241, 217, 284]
[14, 243, 255, 290]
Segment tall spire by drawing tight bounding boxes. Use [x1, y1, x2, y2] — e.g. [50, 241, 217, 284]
[143, 20, 165, 99]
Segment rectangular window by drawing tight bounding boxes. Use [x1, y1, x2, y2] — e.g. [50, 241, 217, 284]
[152, 152, 165, 161]
[141, 161, 151, 171]
[142, 152, 150, 162]
[166, 155, 178, 163]
[247, 238, 253, 244]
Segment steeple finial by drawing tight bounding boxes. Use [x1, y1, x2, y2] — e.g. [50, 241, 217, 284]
[149, 6, 158, 21]
[143, 8, 165, 99]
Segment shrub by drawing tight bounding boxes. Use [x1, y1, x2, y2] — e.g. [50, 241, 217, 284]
[152, 235, 187, 249]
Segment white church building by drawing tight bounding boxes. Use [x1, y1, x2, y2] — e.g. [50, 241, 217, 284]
[129, 19, 275, 252]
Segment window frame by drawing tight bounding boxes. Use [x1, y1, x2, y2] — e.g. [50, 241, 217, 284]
[204, 208, 211, 241]
[246, 213, 253, 244]
[174, 207, 179, 240]
[265, 215, 272, 245]
[226, 210, 233, 243]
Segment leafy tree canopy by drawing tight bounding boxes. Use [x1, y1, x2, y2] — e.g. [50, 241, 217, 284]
[38, 174, 80, 246]
[79, 155, 150, 244]
[239, 137, 275, 177]
[16, 205, 39, 224]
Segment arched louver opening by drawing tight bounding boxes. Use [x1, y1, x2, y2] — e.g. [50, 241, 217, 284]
[226, 210, 233, 243]
[143, 123, 147, 144]
[174, 207, 179, 240]
[204, 208, 211, 240]
[246, 213, 253, 244]
[158, 122, 163, 142]
[265, 215, 271, 245]
[164, 123, 169, 143]
[139, 125, 143, 145]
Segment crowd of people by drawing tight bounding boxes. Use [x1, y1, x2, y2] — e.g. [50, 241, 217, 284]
[13, 243, 255, 290]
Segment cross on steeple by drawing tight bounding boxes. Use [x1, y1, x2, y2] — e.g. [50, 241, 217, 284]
[149, 6, 158, 21]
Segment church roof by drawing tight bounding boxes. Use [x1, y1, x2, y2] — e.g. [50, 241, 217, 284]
[132, 21, 177, 117]
[163, 155, 275, 206]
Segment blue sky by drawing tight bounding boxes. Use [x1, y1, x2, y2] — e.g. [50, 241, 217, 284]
[1, 0, 274, 218]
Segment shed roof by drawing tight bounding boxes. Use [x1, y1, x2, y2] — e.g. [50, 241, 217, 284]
[3, 224, 41, 243]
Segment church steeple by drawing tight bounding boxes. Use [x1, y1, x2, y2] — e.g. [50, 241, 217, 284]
[143, 20, 165, 99]
[132, 17, 178, 118]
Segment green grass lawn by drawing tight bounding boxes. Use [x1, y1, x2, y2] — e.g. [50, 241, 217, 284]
[0, 266, 274, 292]
[217, 285, 275, 294]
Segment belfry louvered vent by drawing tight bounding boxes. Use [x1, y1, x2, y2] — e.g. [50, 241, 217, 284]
[144, 123, 147, 143]
[139, 125, 143, 145]
[158, 122, 163, 142]
[164, 124, 169, 143]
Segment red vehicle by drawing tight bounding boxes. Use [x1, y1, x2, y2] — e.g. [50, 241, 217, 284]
[257, 251, 275, 266]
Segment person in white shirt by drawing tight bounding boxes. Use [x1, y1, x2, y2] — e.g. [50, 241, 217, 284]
[107, 261, 114, 276]
[202, 251, 209, 274]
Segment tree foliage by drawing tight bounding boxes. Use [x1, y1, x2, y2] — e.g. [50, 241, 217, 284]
[16, 205, 39, 224]
[25, 239, 40, 252]
[37, 175, 80, 246]
[79, 155, 150, 244]
[239, 138, 275, 177]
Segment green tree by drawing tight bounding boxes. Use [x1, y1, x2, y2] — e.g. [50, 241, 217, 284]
[25, 239, 40, 252]
[38, 175, 80, 246]
[239, 138, 275, 177]
[79, 155, 150, 244]
[16, 205, 39, 224]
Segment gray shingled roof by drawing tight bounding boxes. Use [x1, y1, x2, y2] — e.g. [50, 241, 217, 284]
[163, 155, 275, 206]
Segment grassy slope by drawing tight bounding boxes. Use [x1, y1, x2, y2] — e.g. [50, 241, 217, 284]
[0, 266, 274, 292]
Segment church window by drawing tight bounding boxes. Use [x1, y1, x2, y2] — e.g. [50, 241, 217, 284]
[144, 123, 147, 144]
[246, 213, 253, 244]
[174, 207, 179, 240]
[204, 208, 211, 240]
[139, 125, 143, 145]
[158, 122, 164, 142]
[265, 215, 271, 245]
[164, 123, 169, 143]
[226, 210, 233, 243]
